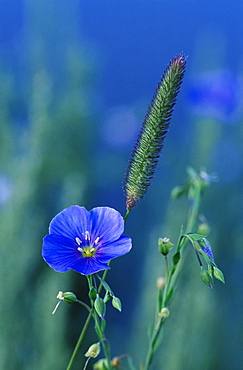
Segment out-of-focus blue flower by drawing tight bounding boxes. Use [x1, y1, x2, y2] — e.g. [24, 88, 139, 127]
[199, 238, 215, 262]
[188, 70, 243, 122]
[0, 173, 13, 205]
[42, 205, 132, 275]
[102, 105, 139, 148]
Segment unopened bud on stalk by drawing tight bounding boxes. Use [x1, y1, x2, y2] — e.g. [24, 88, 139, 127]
[156, 277, 166, 290]
[159, 307, 170, 319]
[197, 222, 210, 236]
[52, 291, 77, 314]
[200, 268, 213, 288]
[94, 359, 108, 369]
[213, 266, 225, 284]
[85, 342, 101, 358]
[158, 237, 174, 256]
[94, 295, 106, 319]
[111, 356, 122, 367]
[62, 291, 77, 304]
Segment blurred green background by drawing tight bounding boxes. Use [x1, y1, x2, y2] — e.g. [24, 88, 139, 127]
[0, 1, 242, 369]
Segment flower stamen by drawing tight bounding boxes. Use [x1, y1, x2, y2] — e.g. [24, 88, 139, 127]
[75, 237, 82, 245]
[78, 246, 97, 258]
[84, 231, 90, 241]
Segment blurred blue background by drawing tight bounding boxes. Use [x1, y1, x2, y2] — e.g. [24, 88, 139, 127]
[0, 1, 242, 369]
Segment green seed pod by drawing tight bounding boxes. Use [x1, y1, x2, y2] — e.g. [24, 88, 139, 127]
[213, 267, 225, 284]
[89, 286, 97, 301]
[200, 268, 213, 288]
[112, 296, 122, 312]
[94, 295, 106, 319]
[62, 292, 77, 304]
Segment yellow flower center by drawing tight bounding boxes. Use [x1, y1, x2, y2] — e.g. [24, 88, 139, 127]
[78, 246, 96, 257]
[76, 233, 99, 258]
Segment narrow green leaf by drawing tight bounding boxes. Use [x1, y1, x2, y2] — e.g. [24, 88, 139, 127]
[157, 288, 163, 312]
[96, 275, 114, 296]
[173, 251, 181, 265]
[186, 232, 205, 241]
[164, 288, 174, 305]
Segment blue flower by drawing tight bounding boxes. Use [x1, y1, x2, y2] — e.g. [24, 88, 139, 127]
[199, 238, 215, 262]
[42, 205, 132, 275]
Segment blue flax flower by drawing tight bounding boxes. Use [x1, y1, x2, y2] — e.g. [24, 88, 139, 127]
[199, 238, 215, 262]
[42, 205, 132, 275]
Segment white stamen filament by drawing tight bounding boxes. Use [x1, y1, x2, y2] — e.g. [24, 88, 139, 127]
[94, 237, 100, 245]
[75, 237, 82, 245]
[85, 231, 90, 241]
[52, 300, 62, 315]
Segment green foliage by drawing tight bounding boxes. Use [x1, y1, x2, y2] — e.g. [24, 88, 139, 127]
[0, 3, 94, 369]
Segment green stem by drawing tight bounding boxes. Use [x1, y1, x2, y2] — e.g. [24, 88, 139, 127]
[124, 209, 131, 223]
[66, 307, 94, 370]
[144, 184, 202, 370]
[143, 316, 166, 370]
[77, 300, 92, 313]
[66, 276, 95, 370]
[98, 268, 109, 294]
[89, 275, 112, 369]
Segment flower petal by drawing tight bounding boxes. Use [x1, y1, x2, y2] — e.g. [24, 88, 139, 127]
[42, 234, 78, 272]
[42, 205, 132, 276]
[96, 236, 132, 262]
[89, 207, 124, 244]
[200, 238, 215, 261]
[49, 206, 90, 239]
[71, 258, 110, 275]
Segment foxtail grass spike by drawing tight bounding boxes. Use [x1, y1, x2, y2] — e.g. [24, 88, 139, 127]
[124, 54, 187, 211]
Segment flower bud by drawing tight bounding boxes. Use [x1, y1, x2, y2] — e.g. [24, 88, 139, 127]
[197, 222, 210, 236]
[52, 291, 77, 314]
[213, 267, 225, 284]
[62, 291, 77, 304]
[159, 307, 170, 318]
[89, 286, 97, 301]
[111, 356, 122, 367]
[85, 342, 101, 358]
[103, 291, 112, 303]
[94, 359, 108, 369]
[200, 268, 213, 288]
[156, 277, 166, 290]
[158, 237, 174, 256]
[94, 295, 106, 319]
[112, 296, 122, 312]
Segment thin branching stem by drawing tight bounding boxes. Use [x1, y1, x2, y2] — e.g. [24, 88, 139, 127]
[143, 182, 202, 370]
[66, 208, 133, 369]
